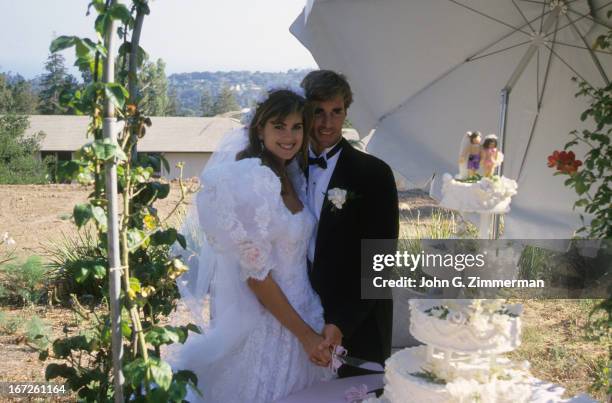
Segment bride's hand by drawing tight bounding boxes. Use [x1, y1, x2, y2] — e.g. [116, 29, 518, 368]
[300, 330, 331, 367]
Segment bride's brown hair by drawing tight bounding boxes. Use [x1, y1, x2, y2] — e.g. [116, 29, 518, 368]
[236, 89, 311, 174]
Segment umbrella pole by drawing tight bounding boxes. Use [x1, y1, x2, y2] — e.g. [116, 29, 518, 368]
[492, 88, 510, 240]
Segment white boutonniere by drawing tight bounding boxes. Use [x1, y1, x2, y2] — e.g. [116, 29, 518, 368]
[327, 188, 348, 210]
[325, 187, 359, 211]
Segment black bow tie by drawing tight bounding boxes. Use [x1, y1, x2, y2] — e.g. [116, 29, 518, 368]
[308, 141, 343, 170]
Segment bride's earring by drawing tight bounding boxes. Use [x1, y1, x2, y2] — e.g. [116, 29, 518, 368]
[258, 137, 265, 156]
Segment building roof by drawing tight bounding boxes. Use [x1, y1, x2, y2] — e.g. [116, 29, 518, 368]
[26, 115, 243, 153]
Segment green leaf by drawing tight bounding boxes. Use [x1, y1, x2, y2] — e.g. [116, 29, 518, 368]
[109, 3, 132, 24]
[127, 229, 147, 250]
[75, 267, 90, 283]
[575, 177, 588, 195]
[50, 36, 77, 53]
[186, 323, 202, 334]
[95, 13, 111, 36]
[121, 320, 132, 338]
[74, 203, 94, 228]
[129, 277, 141, 293]
[57, 160, 81, 181]
[176, 233, 187, 249]
[149, 358, 173, 391]
[151, 228, 177, 246]
[145, 326, 181, 346]
[160, 155, 170, 174]
[87, 0, 105, 14]
[92, 138, 128, 162]
[91, 264, 106, 280]
[123, 358, 147, 388]
[104, 83, 129, 109]
[91, 205, 107, 230]
[174, 369, 198, 386]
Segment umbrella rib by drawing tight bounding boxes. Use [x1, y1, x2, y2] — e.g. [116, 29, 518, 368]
[517, 113, 542, 182]
[467, 40, 532, 62]
[543, 43, 593, 86]
[544, 0, 612, 39]
[467, 7, 556, 61]
[539, 0, 547, 32]
[518, 20, 557, 181]
[540, 19, 558, 107]
[566, 7, 612, 30]
[537, 48, 541, 103]
[446, 0, 533, 36]
[512, 0, 536, 31]
[563, 10, 611, 84]
[551, 40, 612, 54]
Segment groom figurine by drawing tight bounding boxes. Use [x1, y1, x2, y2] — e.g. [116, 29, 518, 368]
[301, 70, 399, 377]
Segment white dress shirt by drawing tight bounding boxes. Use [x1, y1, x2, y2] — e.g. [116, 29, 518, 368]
[306, 141, 342, 262]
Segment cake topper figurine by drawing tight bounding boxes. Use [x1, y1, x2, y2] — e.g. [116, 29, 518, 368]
[457, 131, 482, 179]
[481, 134, 504, 177]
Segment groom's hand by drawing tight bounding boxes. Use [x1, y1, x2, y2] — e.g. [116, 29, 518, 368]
[322, 323, 343, 347]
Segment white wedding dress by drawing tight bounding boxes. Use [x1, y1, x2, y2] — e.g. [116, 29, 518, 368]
[171, 154, 330, 403]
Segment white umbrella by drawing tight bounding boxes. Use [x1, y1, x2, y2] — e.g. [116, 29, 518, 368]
[291, 0, 612, 238]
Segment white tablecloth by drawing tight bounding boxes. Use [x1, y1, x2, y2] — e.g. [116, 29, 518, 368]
[275, 374, 384, 403]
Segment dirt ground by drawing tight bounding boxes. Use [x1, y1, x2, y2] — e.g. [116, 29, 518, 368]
[0, 182, 194, 262]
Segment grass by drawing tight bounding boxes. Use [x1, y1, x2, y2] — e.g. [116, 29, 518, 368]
[509, 299, 610, 401]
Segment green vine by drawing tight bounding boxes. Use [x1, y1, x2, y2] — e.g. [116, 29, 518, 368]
[38, 2, 200, 401]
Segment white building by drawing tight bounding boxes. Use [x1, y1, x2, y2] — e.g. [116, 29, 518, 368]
[26, 115, 243, 179]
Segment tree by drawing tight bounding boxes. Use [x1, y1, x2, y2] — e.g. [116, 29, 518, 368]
[166, 87, 179, 116]
[200, 88, 215, 117]
[0, 73, 38, 114]
[0, 115, 48, 184]
[139, 57, 173, 116]
[37, 53, 79, 115]
[212, 85, 239, 115]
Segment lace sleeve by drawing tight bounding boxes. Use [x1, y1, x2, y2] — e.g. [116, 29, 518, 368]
[197, 158, 284, 281]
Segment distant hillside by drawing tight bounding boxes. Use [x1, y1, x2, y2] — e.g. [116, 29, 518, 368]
[168, 69, 313, 116]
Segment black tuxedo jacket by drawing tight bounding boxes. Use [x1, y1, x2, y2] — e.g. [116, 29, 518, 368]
[308, 138, 399, 366]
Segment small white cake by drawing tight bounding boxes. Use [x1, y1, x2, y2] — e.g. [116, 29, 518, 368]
[439, 173, 518, 213]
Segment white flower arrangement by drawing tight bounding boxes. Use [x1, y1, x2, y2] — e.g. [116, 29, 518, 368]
[327, 187, 348, 210]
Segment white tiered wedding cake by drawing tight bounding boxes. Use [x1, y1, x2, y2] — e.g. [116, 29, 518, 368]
[364, 299, 587, 403]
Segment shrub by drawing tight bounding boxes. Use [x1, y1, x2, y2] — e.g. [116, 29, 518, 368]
[0, 256, 50, 306]
[0, 311, 24, 335]
[25, 315, 51, 350]
[44, 228, 107, 302]
[0, 115, 48, 184]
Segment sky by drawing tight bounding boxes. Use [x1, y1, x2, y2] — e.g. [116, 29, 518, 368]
[0, 0, 317, 79]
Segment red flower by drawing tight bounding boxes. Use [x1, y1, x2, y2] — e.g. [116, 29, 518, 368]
[547, 150, 582, 175]
[547, 150, 560, 167]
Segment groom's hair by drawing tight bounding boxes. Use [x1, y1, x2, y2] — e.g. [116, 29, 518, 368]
[301, 70, 353, 109]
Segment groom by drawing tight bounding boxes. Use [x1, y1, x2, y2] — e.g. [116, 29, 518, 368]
[301, 70, 399, 377]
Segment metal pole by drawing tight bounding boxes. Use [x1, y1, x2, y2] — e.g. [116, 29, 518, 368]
[492, 6, 562, 239]
[492, 88, 509, 239]
[102, 2, 125, 401]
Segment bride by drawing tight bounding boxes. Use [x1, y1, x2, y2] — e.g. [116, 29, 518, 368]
[171, 89, 332, 402]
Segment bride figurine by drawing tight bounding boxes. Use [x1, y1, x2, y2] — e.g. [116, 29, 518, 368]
[481, 134, 504, 177]
[170, 89, 331, 402]
[457, 131, 482, 179]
